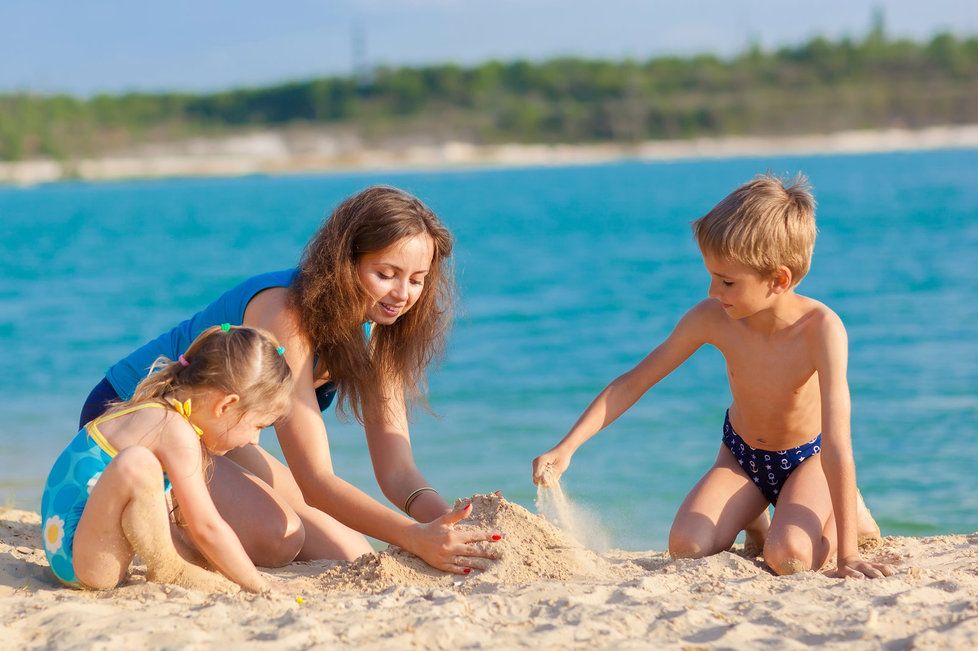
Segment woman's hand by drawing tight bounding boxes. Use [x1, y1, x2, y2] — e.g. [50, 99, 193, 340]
[405, 502, 501, 574]
[532, 448, 571, 486]
[835, 555, 896, 579]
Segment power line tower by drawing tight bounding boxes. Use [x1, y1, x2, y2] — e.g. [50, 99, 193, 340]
[352, 21, 372, 87]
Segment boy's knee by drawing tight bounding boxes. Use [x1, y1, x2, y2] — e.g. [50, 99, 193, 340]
[668, 531, 711, 560]
[763, 538, 813, 575]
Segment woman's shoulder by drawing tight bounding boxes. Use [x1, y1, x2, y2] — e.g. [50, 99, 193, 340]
[244, 288, 312, 354]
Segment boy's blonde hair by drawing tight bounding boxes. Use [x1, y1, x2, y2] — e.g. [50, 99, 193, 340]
[692, 173, 816, 284]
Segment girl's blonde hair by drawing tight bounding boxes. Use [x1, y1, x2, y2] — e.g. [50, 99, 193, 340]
[290, 186, 454, 422]
[110, 325, 294, 422]
[692, 173, 817, 284]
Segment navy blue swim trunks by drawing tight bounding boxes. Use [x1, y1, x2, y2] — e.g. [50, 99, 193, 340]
[721, 411, 821, 504]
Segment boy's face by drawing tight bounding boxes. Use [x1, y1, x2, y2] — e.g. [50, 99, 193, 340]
[702, 253, 777, 320]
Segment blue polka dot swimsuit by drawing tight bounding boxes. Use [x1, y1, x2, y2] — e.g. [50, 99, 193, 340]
[721, 410, 822, 504]
[40, 403, 171, 587]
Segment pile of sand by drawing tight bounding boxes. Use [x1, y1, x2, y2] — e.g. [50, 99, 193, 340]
[319, 494, 618, 592]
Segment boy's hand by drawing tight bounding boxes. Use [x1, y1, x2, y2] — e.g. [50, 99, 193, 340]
[532, 449, 571, 486]
[835, 556, 896, 579]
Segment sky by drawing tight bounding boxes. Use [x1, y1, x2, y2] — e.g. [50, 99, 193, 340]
[2, 0, 977, 96]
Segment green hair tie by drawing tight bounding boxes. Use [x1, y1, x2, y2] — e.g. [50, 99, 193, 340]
[276, 346, 286, 356]
[220, 323, 231, 332]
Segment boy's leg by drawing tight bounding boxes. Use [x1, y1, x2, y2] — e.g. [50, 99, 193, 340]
[763, 456, 835, 575]
[222, 445, 374, 562]
[669, 445, 769, 559]
[72, 446, 233, 592]
[744, 509, 771, 556]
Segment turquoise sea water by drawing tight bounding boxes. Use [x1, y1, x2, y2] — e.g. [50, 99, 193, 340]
[2, 150, 976, 549]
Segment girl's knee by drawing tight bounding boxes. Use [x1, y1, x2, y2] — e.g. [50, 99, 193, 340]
[75, 568, 126, 591]
[112, 447, 164, 491]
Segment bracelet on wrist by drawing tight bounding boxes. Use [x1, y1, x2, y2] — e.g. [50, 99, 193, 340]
[403, 486, 439, 515]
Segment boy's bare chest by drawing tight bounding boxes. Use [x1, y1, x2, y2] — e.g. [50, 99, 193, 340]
[717, 330, 815, 391]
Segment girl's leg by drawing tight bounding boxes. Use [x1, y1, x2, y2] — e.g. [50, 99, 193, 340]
[224, 445, 373, 561]
[72, 447, 233, 592]
[669, 445, 770, 559]
[763, 456, 835, 575]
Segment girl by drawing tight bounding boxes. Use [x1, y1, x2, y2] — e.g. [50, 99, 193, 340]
[43, 324, 291, 593]
[77, 186, 500, 575]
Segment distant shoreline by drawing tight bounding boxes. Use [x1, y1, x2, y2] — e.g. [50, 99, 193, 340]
[2, 124, 977, 186]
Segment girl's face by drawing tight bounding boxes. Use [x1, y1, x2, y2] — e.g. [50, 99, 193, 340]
[208, 407, 281, 455]
[194, 391, 282, 455]
[356, 233, 435, 326]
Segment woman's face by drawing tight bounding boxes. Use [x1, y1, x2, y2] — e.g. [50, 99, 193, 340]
[356, 233, 435, 325]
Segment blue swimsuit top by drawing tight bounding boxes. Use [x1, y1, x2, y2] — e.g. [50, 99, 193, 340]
[105, 269, 338, 412]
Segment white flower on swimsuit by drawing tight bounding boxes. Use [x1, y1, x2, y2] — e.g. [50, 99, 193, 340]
[44, 515, 66, 554]
[86, 472, 103, 495]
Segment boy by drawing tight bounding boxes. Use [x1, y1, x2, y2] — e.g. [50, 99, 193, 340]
[532, 174, 893, 578]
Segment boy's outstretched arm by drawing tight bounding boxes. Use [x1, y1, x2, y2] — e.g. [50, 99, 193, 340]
[532, 302, 711, 485]
[814, 312, 894, 579]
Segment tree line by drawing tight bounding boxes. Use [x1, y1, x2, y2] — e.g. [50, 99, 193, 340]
[1, 29, 976, 161]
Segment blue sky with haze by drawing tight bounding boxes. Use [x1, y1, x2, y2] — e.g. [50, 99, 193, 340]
[2, 0, 976, 95]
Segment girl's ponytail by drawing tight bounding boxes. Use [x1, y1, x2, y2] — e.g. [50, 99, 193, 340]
[107, 324, 293, 419]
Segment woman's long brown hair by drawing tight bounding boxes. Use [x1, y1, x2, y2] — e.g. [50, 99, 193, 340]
[290, 186, 455, 422]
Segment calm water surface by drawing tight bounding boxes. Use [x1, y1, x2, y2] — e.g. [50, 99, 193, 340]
[2, 150, 976, 548]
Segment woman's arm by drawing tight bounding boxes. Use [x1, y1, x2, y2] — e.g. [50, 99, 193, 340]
[246, 289, 497, 571]
[363, 374, 451, 523]
[250, 291, 420, 542]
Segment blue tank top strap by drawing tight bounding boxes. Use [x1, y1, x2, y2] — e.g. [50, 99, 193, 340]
[105, 269, 298, 399]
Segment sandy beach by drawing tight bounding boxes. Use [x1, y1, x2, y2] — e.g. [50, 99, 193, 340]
[2, 124, 978, 187]
[2, 494, 976, 649]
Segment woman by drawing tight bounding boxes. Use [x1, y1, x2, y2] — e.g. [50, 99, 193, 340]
[79, 186, 499, 574]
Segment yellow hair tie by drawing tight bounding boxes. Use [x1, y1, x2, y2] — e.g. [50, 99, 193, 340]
[169, 398, 204, 438]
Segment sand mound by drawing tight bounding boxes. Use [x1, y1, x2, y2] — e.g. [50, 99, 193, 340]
[319, 494, 617, 592]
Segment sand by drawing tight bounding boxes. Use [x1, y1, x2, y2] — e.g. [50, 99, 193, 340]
[2, 497, 977, 649]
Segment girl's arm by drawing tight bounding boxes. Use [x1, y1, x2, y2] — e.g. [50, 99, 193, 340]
[813, 311, 893, 579]
[532, 301, 711, 485]
[155, 419, 269, 593]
